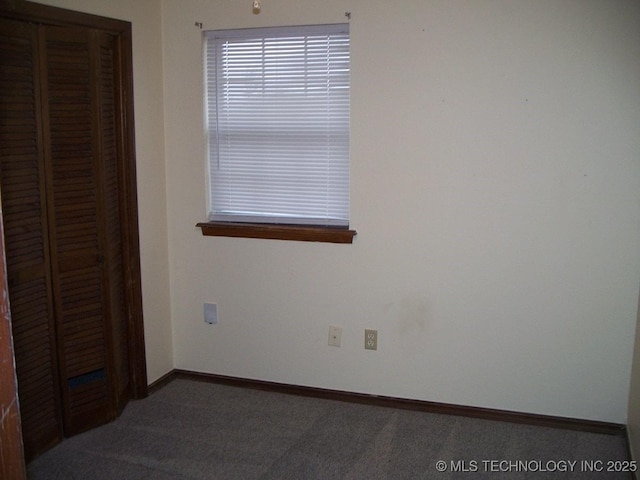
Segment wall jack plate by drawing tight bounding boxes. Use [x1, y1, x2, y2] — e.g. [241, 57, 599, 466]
[204, 303, 217, 324]
[365, 329, 377, 350]
[328, 325, 342, 347]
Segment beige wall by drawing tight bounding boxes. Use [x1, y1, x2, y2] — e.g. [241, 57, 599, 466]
[33, 0, 640, 424]
[162, 0, 640, 424]
[33, 0, 173, 384]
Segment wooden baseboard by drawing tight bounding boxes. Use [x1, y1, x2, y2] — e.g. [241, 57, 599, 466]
[147, 370, 176, 395]
[149, 368, 627, 438]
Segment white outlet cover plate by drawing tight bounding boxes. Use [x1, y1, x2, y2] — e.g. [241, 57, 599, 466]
[328, 325, 342, 347]
[365, 329, 377, 350]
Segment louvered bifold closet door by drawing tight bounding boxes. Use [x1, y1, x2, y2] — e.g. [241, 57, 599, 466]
[42, 25, 114, 435]
[0, 18, 64, 460]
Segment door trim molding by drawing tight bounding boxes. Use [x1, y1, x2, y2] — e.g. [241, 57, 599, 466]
[0, 210, 27, 480]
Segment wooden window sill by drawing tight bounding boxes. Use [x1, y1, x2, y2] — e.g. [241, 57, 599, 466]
[196, 222, 357, 244]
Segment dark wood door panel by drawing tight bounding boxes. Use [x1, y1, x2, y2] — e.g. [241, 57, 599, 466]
[41, 25, 111, 435]
[97, 31, 130, 413]
[0, 17, 63, 461]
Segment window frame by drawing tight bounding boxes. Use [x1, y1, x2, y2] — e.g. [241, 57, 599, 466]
[197, 24, 356, 243]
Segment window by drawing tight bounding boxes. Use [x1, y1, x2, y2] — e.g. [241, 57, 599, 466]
[198, 24, 356, 243]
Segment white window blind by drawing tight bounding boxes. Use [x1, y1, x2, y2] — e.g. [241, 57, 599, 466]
[204, 24, 350, 227]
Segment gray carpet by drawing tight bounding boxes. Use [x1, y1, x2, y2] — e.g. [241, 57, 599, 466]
[27, 378, 631, 479]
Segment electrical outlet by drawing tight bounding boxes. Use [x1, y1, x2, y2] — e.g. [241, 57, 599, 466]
[328, 325, 342, 347]
[365, 329, 377, 350]
[204, 303, 217, 324]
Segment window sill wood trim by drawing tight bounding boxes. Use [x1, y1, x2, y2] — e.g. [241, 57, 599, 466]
[197, 222, 356, 244]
